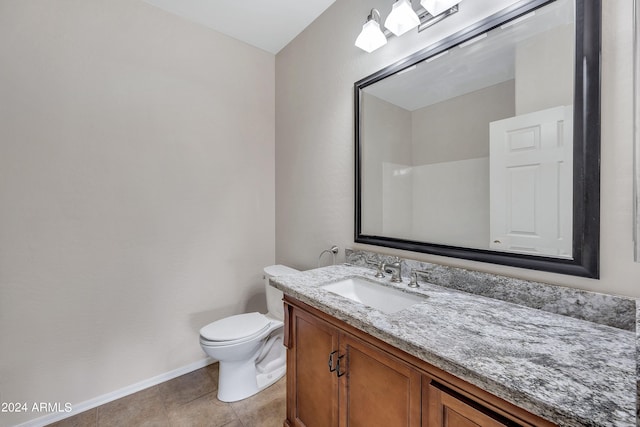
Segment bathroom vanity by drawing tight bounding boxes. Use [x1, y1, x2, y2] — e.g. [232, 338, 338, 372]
[270, 263, 635, 427]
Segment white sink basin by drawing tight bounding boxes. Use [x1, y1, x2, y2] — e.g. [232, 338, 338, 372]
[321, 277, 424, 314]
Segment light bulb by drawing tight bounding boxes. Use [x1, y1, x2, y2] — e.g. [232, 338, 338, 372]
[355, 11, 387, 53]
[420, 0, 458, 17]
[385, 0, 420, 37]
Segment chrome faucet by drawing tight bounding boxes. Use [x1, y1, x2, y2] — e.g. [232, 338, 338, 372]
[383, 257, 403, 283]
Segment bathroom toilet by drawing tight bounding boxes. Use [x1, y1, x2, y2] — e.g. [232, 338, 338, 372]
[199, 264, 299, 402]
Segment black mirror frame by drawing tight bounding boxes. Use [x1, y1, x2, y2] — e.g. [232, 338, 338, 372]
[354, 0, 601, 278]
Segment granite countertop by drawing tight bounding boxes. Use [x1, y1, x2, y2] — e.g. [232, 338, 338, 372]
[270, 264, 636, 427]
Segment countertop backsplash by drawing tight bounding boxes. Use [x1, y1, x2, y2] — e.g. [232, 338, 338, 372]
[345, 249, 636, 331]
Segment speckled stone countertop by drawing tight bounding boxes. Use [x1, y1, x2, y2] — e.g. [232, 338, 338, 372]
[270, 264, 636, 427]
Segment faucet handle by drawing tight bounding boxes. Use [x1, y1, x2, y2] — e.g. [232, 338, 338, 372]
[408, 268, 434, 288]
[365, 258, 385, 278]
[408, 270, 420, 288]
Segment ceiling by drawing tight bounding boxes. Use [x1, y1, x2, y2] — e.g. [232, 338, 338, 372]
[140, 0, 337, 54]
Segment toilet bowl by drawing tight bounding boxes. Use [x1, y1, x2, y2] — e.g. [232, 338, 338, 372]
[199, 265, 299, 402]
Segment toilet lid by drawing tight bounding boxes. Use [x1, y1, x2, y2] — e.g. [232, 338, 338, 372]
[200, 312, 271, 342]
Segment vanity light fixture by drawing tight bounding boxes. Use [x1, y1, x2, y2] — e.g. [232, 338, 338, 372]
[355, 1, 460, 53]
[420, 0, 459, 17]
[355, 9, 388, 53]
[385, 0, 420, 37]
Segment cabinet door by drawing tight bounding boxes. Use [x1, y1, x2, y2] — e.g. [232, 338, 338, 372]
[287, 306, 340, 427]
[339, 334, 422, 427]
[426, 382, 513, 427]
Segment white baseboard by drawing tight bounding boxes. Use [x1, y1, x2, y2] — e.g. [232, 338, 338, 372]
[14, 358, 216, 427]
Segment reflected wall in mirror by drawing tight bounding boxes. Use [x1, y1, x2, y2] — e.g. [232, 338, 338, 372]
[355, 0, 601, 277]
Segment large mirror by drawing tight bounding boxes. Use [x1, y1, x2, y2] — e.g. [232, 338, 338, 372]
[355, 0, 601, 278]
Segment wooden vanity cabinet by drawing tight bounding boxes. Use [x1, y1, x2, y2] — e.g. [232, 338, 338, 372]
[283, 296, 556, 427]
[285, 303, 339, 427]
[284, 300, 420, 427]
[339, 334, 422, 427]
[426, 380, 514, 427]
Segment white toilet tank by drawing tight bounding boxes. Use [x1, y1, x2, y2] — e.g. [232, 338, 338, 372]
[264, 265, 299, 320]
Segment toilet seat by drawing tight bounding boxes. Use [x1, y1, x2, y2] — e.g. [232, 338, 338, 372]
[200, 312, 276, 346]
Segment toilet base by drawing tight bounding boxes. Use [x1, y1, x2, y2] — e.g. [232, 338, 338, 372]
[217, 356, 286, 402]
[257, 363, 286, 390]
[215, 332, 287, 402]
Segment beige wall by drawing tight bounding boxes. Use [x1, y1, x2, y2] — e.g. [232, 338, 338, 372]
[0, 1, 275, 425]
[275, 0, 640, 298]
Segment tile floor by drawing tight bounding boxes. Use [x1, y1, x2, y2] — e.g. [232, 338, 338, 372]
[47, 363, 286, 427]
